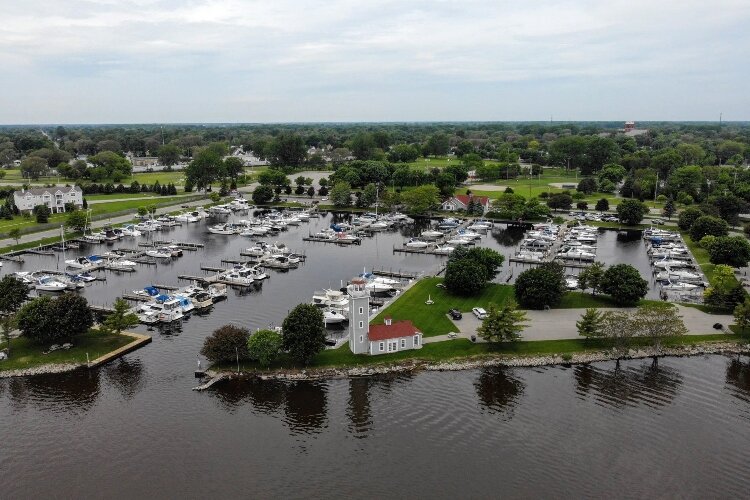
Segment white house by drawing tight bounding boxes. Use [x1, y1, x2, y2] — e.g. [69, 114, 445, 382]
[13, 186, 83, 214]
[347, 278, 423, 356]
[440, 194, 491, 214]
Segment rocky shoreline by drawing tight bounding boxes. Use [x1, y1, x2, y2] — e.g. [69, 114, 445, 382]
[0, 363, 83, 379]
[209, 342, 750, 383]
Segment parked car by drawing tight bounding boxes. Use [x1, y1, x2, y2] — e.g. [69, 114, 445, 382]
[652, 219, 664, 225]
[448, 309, 462, 320]
[472, 307, 487, 320]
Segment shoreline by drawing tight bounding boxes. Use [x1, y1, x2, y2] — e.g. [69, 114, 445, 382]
[204, 341, 750, 384]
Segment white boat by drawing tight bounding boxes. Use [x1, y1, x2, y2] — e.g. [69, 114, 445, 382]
[557, 249, 596, 261]
[323, 309, 347, 325]
[156, 216, 180, 227]
[65, 255, 103, 270]
[433, 245, 455, 255]
[209, 205, 232, 215]
[446, 237, 472, 246]
[657, 268, 701, 282]
[120, 225, 142, 237]
[456, 229, 481, 240]
[188, 291, 214, 309]
[515, 251, 545, 261]
[406, 238, 430, 249]
[144, 299, 184, 323]
[653, 258, 690, 269]
[34, 276, 68, 292]
[312, 289, 349, 308]
[208, 223, 238, 235]
[107, 257, 138, 271]
[172, 295, 195, 314]
[136, 306, 159, 325]
[218, 270, 254, 286]
[175, 212, 199, 223]
[145, 247, 173, 259]
[662, 281, 699, 291]
[421, 229, 444, 239]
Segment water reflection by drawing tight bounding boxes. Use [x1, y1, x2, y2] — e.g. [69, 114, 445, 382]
[283, 381, 328, 434]
[5, 369, 101, 414]
[491, 226, 526, 247]
[102, 358, 146, 399]
[725, 357, 750, 403]
[574, 359, 683, 409]
[474, 367, 525, 418]
[347, 378, 372, 437]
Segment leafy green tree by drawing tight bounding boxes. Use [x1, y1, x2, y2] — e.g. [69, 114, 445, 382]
[0, 275, 29, 315]
[461, 153, 484, 171]
[704, 236, 750, 267]
[514, 262, 566, 309]
[477, 300, 528, 342]
[576, 308, 604, 340]
[388, 144, 420, 163]
[677, 207, 704, 230]
[307, 186, 315, 197]
[186, 148, 223, 190]
[20, 156, 49, 180]
[17, 297, 57, 343]
[330, 182, 352, 207]
[632, 303, 688, 351]
[598, 163, 627, 184]
[400, 185, 440, 215]
[223, 157, 244, 179]
[247, 329, 283, 367]
[294, 175, 307, 186]
[600, 264, 648, 306]
[577, 261, 605, 294]
[360, 183, 378, 207]
[52, 293, 94, 341]
[577, 178, 597, 194]
[103, 298, 139, 334]
[33, 204, 50, 223]
[600, 310, 634, 353]
[689, 215, 729, 241]
[8, 227, 21, 246]
[281, 304, 326, 364]
[704, 265, 747, 310]
[425, 133, 449, 156]
[444, 258, 487, 296]
[350, 132, 376, 160]
[435, 172, 457, 196]
[650, 149, 683, 177]
[258, 169, 289, 187]
[200, 325, 251, 363]
[89, 151, 132, 178]
[157, 143, 181, 166]
[268, 133, 307, 170]
[445, 164, 469, 183]
[66, 210, 88, 230]
[733, 297, 750, 333]
[547, 193, 572, 211]
[662, 198, 676, 220]
[617, 199, 649, 225]
[595, 198, 609, 211]
[704, 194, 746, 226]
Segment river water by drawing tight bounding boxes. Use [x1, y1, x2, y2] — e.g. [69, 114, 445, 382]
[1, 213, 742, 498]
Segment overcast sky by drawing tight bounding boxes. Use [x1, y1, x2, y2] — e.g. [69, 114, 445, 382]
[1, 0, 748, 124]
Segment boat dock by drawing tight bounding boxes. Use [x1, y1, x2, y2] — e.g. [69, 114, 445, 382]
[303, 235, 361, 245]
[393, 246, 453, 256]
[0, 253, 24, 263]
[370, 268, 419, 280]
[39, 269, 107, 281]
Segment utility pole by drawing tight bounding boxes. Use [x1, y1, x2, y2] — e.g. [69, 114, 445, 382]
[654, 171, 659, 202]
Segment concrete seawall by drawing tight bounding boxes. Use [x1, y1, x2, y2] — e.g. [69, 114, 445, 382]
[88, 331, 152, 368]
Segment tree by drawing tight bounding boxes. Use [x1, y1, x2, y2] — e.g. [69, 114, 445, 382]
[577, 261, 605, 294]
[66, 210, 88, 230]
[477, 300, 528, 342]
[268, 133, 307, 170]
[576, 308, 604, 340]
[223, 157, 245, 179]
[157, 143, 181, 166]
[425, 133, 449, 156]
[704, 264, 747, 310]
[33, 204, 50, 223]
[678, 207, 704, 230]
[400, 185, 440, 215]
[689, 215, 729, 241]
[576, 201, 588, 210]
[662, 198, 676, 220]
[102, 298, 139, 334]
[281, 304, 326, 365]
[600, 264, 648, 306]
[598, 164, 627, 184]
[360, 183, 378, 207]
[350, 132, 376, 160]
[651, 150, 683, 177]
[186, 148, 223, 190]
[89, 151, 132, 178]
[705, 194, 746, 226]
[577, 178, 597, 195]
[8, 227, 21, 246]
[547, 193, 572, 211]
[294, 175, 307, 186]
[632, 303, 688, 351]
[444, 258, 487, 296]
[330, 182, 352, 207]
[258, 169, 289, 187]
[0, 275, 29, 315]
[514, 262, 566, 309]
[201, 325, 251, 363]
[52, 293, 94, 341]
[617, 199, 648, 225]
[20, 156, 49, 180]
[600, 310, 634, 352]
[435, 172, 457, 197]
[17, 297, 57, 343]
[247, 329, 283, 367]
[704, 236, 750, 267]
[733, 297, 750, 333]
[595, 198, 609, 211]
[307, 186, 315, 197]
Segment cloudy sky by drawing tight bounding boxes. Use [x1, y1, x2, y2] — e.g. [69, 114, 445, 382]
[1, 0, 748, 124]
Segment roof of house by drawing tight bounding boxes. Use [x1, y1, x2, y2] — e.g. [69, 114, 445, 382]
[368, 320, 421, 341]
[15, 186, 82, 197]
[450, 194, 490, 206]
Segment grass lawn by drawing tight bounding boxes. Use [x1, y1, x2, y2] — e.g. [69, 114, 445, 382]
[86, 192, 184, 201]
[559, 292, 661, 308]
[0, 331, 134, 372]
[681, 233, 723, 285]
[371, 277, 515, 337]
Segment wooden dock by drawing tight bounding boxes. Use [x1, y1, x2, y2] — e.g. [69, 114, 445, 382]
[393, 246, 452, 257]
[370, 268, 419, 279]
[303, 236, 361, 245]
[153, 240, 204, 249]
[0, 253, 25, 263]
[88, 331, 152, 368]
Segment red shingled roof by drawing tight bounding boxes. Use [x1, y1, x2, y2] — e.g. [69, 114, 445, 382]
[452, 194, 490, 206]
[368, 320, 421, 341]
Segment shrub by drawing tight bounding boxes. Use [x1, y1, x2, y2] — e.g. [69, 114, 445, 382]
[200, 325, 251, 363]
[514, 262, 565, 309]
[600, 264, 648, 306]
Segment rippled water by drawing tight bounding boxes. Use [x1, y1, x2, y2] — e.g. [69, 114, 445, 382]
[0, 215, 744, 497]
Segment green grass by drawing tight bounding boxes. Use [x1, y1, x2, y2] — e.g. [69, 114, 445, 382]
[86, 192, 182, 201]
[681, 233, 722, 285]
[559, 292, 661, 309]
[0, 331, 134, 372]
[371, 278, 515, 337]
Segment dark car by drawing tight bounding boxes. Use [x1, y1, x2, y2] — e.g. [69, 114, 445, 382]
[449, 309, 462, 320]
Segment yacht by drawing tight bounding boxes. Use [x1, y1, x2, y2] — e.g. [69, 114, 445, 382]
[312, 289, 349, 308]
[208, 223, 239, 235]
[433, 245, 455, 255]
[557, 248, 596, 261]
[145, 247, 173, 259]
[653, 258, 691, 269]
[456, 229, 481, 240]
[175, 211, 199, 223]
[406, 238, 430, 249]
[65, 255, 103, 270]
[156, 215, 180, 227]
[218, 269, 254, 286]
[172, 295, 195, 314]
[209, 205, 232, 215]
[107, 257, 138, 271]
[445, 237, 472, 246]
[438, 218, 460, 229]
[34, 276, 68, 292]
[323, 309, 347, 325]
[120, 225, 142, 237]
[141, 299, 184, 323]
[662, 281, 699, 291]
[515, 250, 545, 262]
[421, 229, 444, 239]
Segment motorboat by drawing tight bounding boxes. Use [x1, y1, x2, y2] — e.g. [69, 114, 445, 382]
[433, 245, 455, 255]
[188, 290, 214, 310]
[421, 229, 445, 239]
[655, 269, 703, 283]
[82, 231, 105, 243]
[65, 255, 103, 270]
[456, 229, 482, 240]
[438, 218, 460, 229]
[103, 229, 121, 242]
[662, 281, 699, 291]
[360, 272, 401, 287]
[120, 224, 142, 237]
[446, 237, 472, 246]
[208, 223, 239, 235]
[145, 247, 172, 259]
[34, 276, 68, 292]
[557, 248, 596, 261]
[172, 295, 195, 314]
[136, 307, 159, 325]
[406, 238, 430, 249]
[141, 298, 184, 323]
[175, 211, 199, 223]
[515, 250, 545, 261]
[209, 205, 232, 215]
[107, 257, 138, 271]
[312, 289, 349, 308]
[135, 220, 161, 232]
[653, 258, 691, 269]
[66, 271, 97, 283]
[207, 283, 228, 301]
[156, 216, 180, 227]
[365, 280, 396, 294]
[323, 309, 347, 325]
[218, 269, 254, 286]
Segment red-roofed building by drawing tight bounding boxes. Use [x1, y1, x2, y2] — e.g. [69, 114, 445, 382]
[441, 194, 491, 214]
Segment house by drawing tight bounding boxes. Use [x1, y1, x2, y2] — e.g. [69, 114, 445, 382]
[130, 156, 159, 167]
[13, 186, 83, 214]
[347, 278, 423, 355]
[440, 194, 491, 214]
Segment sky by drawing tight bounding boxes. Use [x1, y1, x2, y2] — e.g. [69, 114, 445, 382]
[1, 0, 749, 124]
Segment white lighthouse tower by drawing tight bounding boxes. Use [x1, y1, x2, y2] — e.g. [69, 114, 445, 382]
[347, 278, 370, 354]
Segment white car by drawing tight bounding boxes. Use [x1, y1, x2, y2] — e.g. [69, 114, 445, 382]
[472, 307, 487, 320]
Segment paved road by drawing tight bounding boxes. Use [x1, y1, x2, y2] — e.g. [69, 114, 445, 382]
[423, 305, 734, 344]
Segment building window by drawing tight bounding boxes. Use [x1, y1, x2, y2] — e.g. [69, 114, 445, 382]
[379, 342, 384, 352]
[359, 335, 363, 343]
[414, 335, 420, 345]
[358, 321, 363, 329]
[359, 307, 363, 314]
[401, 339, 406, 348]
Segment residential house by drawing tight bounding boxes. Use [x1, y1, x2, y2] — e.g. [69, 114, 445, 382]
[13, 186, 83, 214]
[440, 194, 491, 214]
[347, 278, 423, 355]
